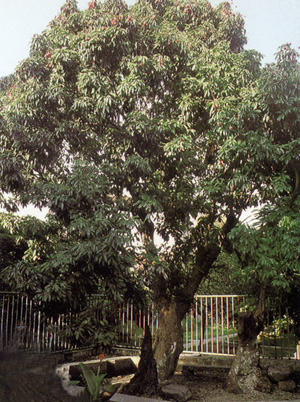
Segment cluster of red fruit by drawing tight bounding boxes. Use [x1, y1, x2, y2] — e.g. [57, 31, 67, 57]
[283, 43, 292, 50]
[88, 1, 97, 9]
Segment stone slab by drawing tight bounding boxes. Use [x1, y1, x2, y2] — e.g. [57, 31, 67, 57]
[109, 393, 169, 402]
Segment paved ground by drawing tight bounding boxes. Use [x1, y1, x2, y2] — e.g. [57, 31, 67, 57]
[0, 351, 299, 402]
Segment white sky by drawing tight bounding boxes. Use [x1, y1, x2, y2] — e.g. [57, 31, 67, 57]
[0, 0, 299, 78]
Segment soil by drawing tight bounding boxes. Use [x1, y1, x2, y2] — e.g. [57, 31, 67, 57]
[165, 368, 300, 402]
[0, 352, 299, 402]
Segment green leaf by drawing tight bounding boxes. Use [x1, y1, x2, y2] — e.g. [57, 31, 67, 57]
[80, 362, 106, 401]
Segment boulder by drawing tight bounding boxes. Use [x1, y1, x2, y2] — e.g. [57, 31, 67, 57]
[267, 365, 293, 382]
[278, 379, 297, 392]
[161, 384, 192, 402]
[114, 358, 137, 376]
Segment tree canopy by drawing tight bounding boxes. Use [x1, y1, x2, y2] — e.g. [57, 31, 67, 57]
[0, 0, 260, 297]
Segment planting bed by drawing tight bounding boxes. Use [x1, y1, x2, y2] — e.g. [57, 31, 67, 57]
[56, 356, 140, 398]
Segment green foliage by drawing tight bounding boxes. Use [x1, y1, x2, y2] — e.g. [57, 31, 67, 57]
[198, 250, 255, 296]
[228, 44, 300, 297]
[79, 360, 120, 401]
[0, 0, 259, 305]
[229, 201, 300, 292]
[79, 363, 106, 402]
[65, 301, 119, 350]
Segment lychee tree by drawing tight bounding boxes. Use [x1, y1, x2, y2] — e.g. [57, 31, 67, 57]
[0, 0, 279, 379]
[226, 43, 300, 393]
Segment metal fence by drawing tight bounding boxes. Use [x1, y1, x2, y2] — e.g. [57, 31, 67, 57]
[0, 292, 74, 352]
[1, 292, 299, 359]
[116, 295, 245, 355]
[117, 295, 299, 360]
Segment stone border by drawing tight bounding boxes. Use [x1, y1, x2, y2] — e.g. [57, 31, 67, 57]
[110, 394, 169, 402]
[55, 356, 143, 399]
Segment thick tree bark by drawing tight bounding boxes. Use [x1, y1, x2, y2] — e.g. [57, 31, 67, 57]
[122, 325, 158, 396]
[153, 299, 187, 381]
[149, 215, 233, 382]
[226, 287, 272, 394]
[152, 244, 221, 381]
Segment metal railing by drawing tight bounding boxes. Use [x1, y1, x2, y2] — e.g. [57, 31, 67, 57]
[0, 292, 74, 352]
[117, 295, 299, 360]
[1, 292, 299, 359]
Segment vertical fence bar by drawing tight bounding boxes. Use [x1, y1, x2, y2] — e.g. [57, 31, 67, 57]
[156, 307, 159, 339]
[24, 296, 28, 347]
[216, 297, 219, 354]
[143, 306, 146, 336]
[267, 306, 271, 357]
[118, 306, 121, 344]
[57, 315, 61, 352]
[185, 311, 188, 351]
[10, 295, 15, 347]
[42, 313, 46, 352]
[138, 308, 142, 348]
[273, 308, 277, 359]
[5, 295, 10, 349]
[0, 294, 4, 350]
[147, 305, 150, 327]
[151, 302, 155, 337]
[210, 297, 213, 353]
[130, 303, 133, 347]
[195, 300, 199, 353]
[126, 302, 129, 344]
[205, 297, 208, 353]
[15, 294, 20, 348]
[232, 296, 236, 355]
[190, 307, 194, 352]
[20, 296, 24, 349]
[122, 302, 126, 344]
[286, 308, 290, 359]
[226, 296, 230, 354]
[221, 296, 224, 354]
[200, 297, 203, 353]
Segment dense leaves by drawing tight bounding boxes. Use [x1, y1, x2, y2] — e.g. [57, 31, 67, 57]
[0, 161, 137, 309]
[229, 44, 300, 295]
[0, 0, 259, 305]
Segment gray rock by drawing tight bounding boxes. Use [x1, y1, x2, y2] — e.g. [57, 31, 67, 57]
[278, 379, 297, 392]
[114, 358, 137, 376]
[161, 384, 192, 402]
[268, 365, 293, 382]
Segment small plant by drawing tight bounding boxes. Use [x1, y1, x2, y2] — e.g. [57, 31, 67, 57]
[80, 354, 119, 402]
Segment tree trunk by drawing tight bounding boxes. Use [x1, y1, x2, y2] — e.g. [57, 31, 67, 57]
[122, 325, 158, 396]
[153, 299, 186, 381]
[151, 244, 221, 382]
[226, 287, 272, 394]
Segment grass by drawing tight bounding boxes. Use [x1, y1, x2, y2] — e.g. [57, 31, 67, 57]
[117, 316, 298, 360]
[182, 316, 236, 343]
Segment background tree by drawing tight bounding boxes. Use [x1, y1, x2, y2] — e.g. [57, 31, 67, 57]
[0, 223, 27, 291]
[226, 44, 300, 393]
[0, 0, 277, 380]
